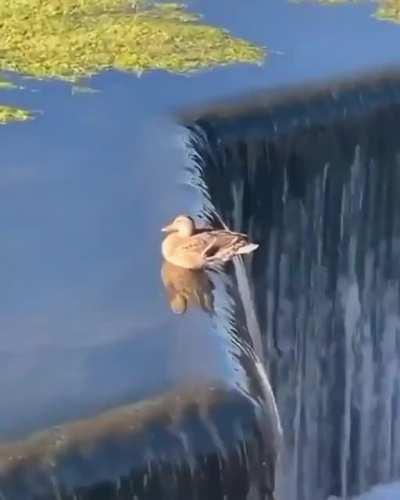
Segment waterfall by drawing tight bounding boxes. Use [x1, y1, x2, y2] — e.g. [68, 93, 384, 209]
[184, 70, 400, 500]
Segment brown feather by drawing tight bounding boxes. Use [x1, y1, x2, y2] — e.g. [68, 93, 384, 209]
[161, 215, 258, 269]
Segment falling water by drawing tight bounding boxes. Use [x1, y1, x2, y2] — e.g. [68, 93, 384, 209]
[184, 71, 400, 500]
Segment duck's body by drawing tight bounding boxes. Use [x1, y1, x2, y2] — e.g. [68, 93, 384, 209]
[161, 215, 258, 270]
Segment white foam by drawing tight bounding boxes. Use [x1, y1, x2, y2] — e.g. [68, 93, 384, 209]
[327, 481, 400, 500]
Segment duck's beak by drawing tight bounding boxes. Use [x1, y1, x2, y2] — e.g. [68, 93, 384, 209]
[161, 223, 174, 233]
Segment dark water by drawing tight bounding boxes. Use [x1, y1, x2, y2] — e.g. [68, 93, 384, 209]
[2, 0, 400, 499]
[184, 72, 400, 500]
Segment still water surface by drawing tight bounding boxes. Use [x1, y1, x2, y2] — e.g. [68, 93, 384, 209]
[1, 0, 400, 444]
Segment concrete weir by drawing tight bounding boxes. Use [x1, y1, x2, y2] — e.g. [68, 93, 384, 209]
[182, 70, 400, 500]
[0, 382, 278, 500]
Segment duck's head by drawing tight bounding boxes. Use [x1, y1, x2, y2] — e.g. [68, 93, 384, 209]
[161, 215, 195, 237]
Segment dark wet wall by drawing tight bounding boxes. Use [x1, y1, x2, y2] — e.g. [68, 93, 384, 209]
[0, 383, 275, 500]
[184, 71, 400, 500]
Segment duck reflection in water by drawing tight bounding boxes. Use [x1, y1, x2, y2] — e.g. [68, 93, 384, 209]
[161, 259, 215, 314]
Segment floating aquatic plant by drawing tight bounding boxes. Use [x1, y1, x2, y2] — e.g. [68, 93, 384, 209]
[299, 0, 400, 24]
[375, 0, 400, 22]
[0, 0, 264, 81]
[291, 0, 362, 4]
[0, 78, 18, 90]
[316, 0, 359, 3]
[0, 104, 32, 124]
[0, 77, 30, 124]
[291, 0, 400, 26]
[0, 0, 264, 124]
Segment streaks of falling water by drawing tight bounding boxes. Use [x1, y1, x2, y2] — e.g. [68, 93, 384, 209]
[273, 143, 400, 500]
[183, 75, 400, 499]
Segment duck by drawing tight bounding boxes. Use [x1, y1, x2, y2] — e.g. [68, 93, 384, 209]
[161, 214, 258, 270]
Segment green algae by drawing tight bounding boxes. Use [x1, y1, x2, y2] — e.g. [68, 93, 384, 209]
[0, 78, 18, 90]
[295, 0, 400, 24]
[0, 77, 30, 124]
[317, 0, 359, 3]
[302, 0, 354, 3]
[0, 0, 264, 124]
[317, 0, 358, 3]
[0, 0, 264, 81]
[290, 0, 400, 26]
[0, 104, 32, 124]
[375, 0, 400, 23]
[291, 0, 363, 4]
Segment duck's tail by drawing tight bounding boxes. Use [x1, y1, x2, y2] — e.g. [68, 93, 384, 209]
[236, 242, 259, 255]
[204, 241, 259, 265]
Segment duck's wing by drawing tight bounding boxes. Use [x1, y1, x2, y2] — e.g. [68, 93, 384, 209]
[199, 231, 244, 258]
[173, 232, 213, 254]
[172, 231, 248, 268]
